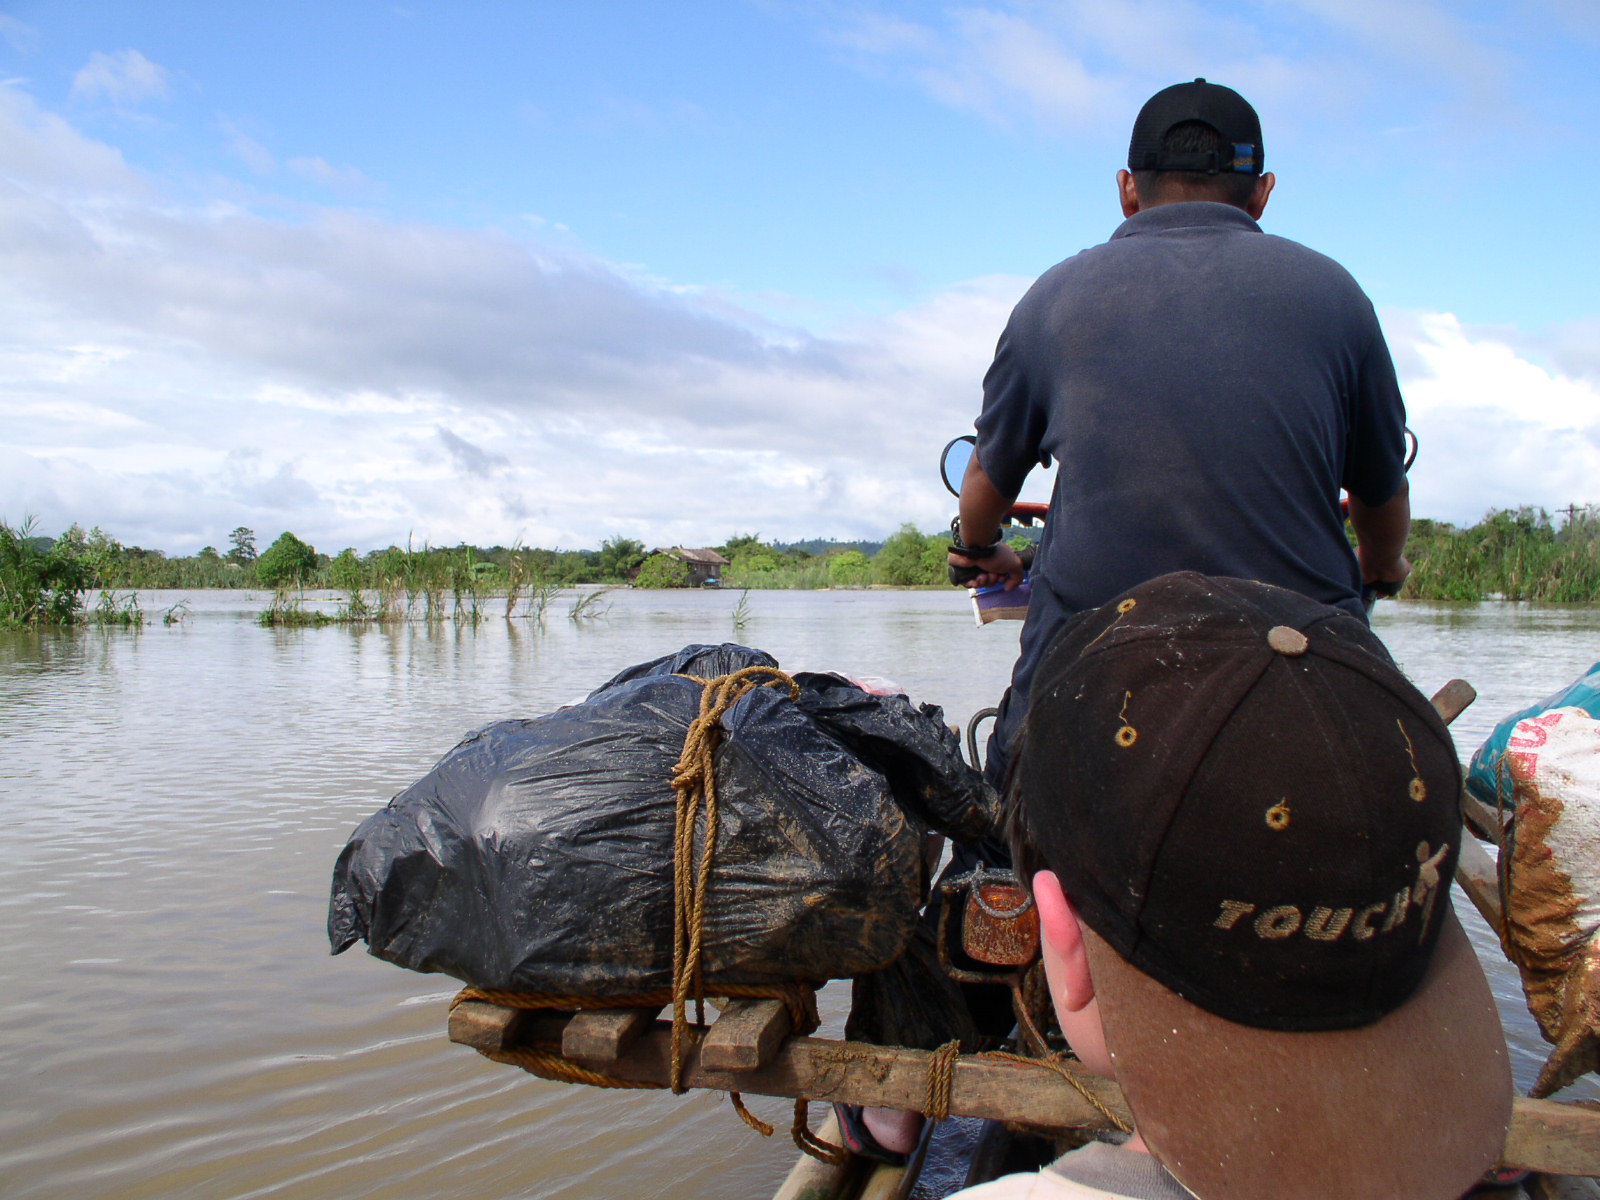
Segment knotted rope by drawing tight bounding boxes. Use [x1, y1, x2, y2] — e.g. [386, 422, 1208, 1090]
[670, 665, 802, 1090]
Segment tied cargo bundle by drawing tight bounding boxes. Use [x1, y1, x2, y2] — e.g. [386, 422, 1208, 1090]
[327, 643, 998, 998]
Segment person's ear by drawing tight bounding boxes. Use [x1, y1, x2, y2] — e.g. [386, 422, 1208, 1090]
[1117, 169, 1140, 217]
[1034, 870, 1095, 1012]
[1246, 171, 1275, 220]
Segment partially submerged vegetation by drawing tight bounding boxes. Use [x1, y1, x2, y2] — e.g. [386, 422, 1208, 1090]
[7, 506, 1600, 630]
[1405, 506, 1600, 601]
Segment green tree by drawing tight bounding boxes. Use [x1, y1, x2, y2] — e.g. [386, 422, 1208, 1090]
[872, 524, 942, 586]
[228, 526, 258, 564]
[635, 552, 691, 588]
[827, 550, 872, 587]
[256, 532, 318, 587]
[597, 535, 646, 580]
[723, 532, 784, 576]
[329, 547, 364, 592]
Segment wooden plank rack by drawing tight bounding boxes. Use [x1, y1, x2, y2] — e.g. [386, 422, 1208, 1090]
[448, 997, 1600, 1179]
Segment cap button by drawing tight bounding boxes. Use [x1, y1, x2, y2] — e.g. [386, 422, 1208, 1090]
[1267, 625, 1309, 656]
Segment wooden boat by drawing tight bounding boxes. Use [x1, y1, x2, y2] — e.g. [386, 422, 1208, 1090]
[445, 675, 1600, 1199]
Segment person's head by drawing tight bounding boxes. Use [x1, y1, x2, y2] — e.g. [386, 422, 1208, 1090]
[1007, 572, 1511, 1200]
[1117, 79, 1274, 218]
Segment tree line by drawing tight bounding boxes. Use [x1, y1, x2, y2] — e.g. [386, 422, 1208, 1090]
[5, 506, 1600, 629]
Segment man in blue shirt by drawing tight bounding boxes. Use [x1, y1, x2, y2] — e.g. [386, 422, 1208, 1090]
[950, 79, 1412, 788]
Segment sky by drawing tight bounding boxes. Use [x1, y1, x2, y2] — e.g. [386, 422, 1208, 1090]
[2, 1, 1598, 556]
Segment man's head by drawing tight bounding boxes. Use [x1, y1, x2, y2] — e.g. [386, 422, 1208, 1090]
[1118, 79, 1274, 216]
[1008, 572, 1511, 1200]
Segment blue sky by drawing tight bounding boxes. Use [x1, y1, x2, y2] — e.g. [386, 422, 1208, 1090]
[3, 1, 1598, 554]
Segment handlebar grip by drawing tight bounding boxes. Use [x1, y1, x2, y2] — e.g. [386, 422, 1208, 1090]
[949, 563, 982, 586]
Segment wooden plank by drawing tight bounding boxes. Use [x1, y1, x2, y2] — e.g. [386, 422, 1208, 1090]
[771, 1110, 856, 1200]
[1463, 793, 1509, 847]
[1431, 678, 1477, 726]
[1506, 1098, 1600, 1177]
[447, 1001, 569, 1053]
[1456, 834, 1505, 931]
[459, 1018, 1132, 1131]
[450, 1010, 1600, 1177]
[855, 1161, 908, 1200]
[562, 1006, 661, 1064]
[701, 999, 792, 1071]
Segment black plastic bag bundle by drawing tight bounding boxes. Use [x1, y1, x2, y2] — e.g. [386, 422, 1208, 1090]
[328, 644, 996, 995]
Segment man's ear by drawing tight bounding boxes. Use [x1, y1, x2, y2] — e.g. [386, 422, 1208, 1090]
[1034, 870, 1095, 1013]
[1246, 170, 1275, 220]
[1116, 168, 1140, 217]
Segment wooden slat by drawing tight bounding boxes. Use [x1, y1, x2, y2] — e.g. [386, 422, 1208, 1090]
[448, 1001, 569, 1053]
[1506, 1098, 1600, 1178]
[1431, 678, 1477, 726]
[700, 999, 792, 1071]
[447, 1000, 519, 1053]
[562, 1006, 660, 1064]
[1456, 832, 1505, 931]
[1464, 793, 1510, 847]
[771, 1110, 856, 1200]
[856, 1161, 909, 1200]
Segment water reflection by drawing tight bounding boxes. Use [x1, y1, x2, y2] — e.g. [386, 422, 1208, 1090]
[0, 591, 1595, 1199]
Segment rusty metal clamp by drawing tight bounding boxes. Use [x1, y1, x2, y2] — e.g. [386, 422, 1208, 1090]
[936, 864, 1040, 985]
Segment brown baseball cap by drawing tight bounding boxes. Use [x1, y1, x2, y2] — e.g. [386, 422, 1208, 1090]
[1015, 572, 1511, 1200]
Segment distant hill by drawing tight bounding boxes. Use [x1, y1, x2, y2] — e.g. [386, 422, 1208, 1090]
[773, 537, 884, 557]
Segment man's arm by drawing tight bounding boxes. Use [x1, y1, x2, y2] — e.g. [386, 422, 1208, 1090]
[1348, 477, 1411, 589]
[949, 452, 1026, 590]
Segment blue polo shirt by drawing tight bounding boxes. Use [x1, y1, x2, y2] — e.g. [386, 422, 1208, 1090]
[976, 201, 1407, 754]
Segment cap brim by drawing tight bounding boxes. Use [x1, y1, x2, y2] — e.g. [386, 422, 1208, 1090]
[1084, 908, 1511, 1200]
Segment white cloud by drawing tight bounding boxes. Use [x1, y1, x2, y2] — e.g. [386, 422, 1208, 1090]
[0, 14, 38, 54]
[0, 82, 1014, 552]
[1385, 310, 1600, 523]
[220, 120, 277, 174]
[287, 155, 371, 194]
[5, 74, 1588, 556]
[70, 49, 171, 107]
[819, 0, 1519, 142]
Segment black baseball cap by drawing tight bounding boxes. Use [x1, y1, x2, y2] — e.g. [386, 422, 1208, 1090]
[1128, 78, 1263, 175]
[1015, 572, 1510, 1200]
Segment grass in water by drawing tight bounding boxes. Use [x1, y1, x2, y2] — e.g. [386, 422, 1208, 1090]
[258, 588, 332, 627]
[90, 590, 144, 627]
[569, 587, 614, 620]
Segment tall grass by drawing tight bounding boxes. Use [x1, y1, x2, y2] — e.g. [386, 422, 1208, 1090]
[1405, 507, 1600, 602]
[569, 587, 614, 620]
[0, 518, 91, 628]
[90, 590, 144, 627]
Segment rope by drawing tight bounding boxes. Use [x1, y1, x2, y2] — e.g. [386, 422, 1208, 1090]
[476, 1043, 664, 1090]
[669, 665, 801, 1092]
[924, 1039, 962, 1121]
[792, 1099, 852, 1165]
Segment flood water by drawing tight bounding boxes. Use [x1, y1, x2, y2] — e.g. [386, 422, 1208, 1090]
[2, 588, 1598, 1199]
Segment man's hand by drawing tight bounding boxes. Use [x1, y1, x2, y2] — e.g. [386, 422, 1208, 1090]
[1358, 544, 1411, 594]
[1349, 478, 1412, 596]
[950, 543, 1026, 591]
[953, 448, 1026, 588]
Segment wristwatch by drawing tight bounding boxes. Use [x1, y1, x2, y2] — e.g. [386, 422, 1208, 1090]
[949, 516, 1004, 560]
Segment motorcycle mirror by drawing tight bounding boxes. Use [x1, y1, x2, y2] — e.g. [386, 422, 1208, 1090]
[940, 435, 976, 498]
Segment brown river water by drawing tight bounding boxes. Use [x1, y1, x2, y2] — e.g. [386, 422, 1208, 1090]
[3, 588, 1598, 1199]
